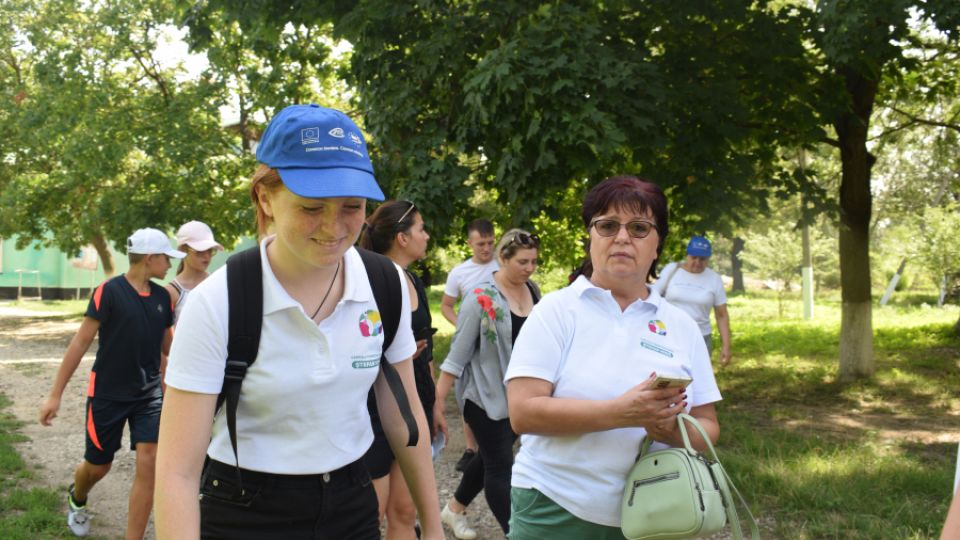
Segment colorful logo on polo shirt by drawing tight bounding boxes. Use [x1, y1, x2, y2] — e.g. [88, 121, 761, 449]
[648, 319, 667, 336]
[359, 310, 383, 337]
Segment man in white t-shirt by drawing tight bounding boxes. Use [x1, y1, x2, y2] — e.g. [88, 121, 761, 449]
[652, 235, 731, 365]
[440, 219, 499, 325]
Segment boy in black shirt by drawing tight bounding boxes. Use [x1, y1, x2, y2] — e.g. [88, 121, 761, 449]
[39, 228, 184, 538]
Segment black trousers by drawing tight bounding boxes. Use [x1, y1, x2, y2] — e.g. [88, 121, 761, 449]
[454, 399, 517, 533]
[199, 458, 380, 540]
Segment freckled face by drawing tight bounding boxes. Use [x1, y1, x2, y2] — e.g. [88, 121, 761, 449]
[588, 208, 660, 285]
[258, 185, 366, 270]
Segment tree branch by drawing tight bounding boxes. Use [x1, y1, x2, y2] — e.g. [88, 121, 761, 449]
[889, 105, 960, 134]
[128, 45, 172, 104]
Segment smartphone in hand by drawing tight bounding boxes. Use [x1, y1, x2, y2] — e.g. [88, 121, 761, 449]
[651, 375, 693, 389]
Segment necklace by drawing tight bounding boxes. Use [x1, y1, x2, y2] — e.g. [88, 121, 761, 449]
[311, 259, 341, 319]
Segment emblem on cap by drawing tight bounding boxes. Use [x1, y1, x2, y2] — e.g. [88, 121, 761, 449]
[349, 132, 362, 145]
[328, 127, 345, 138]
[301, 127, 320, 144]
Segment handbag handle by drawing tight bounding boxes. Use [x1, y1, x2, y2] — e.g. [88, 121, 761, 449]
[637, 413, 761, 540]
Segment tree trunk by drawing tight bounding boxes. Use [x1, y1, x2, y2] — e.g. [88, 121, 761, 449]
[835, 67, 878, 382]
[954, 311, 960, 338]
[731, 237, 745, 293]
[90, 232, 116, 277]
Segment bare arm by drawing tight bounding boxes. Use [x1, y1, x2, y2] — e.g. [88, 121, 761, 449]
[714, 303, 731, 366]
[39, 316, 100, 426]
[164, 283, 181, 307]
[943, 485, 960, 540]
[440, 294, 458, 326]
[375, 358, 443, 540]
[160, 327, 173, 394]
[154, 388, 217, 540]
[506, 373, 686, 436]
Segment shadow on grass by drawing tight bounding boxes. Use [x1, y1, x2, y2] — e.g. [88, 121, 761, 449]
[719, 409, 953, 539]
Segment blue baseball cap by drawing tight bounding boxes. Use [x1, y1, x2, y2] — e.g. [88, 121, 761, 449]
[686, 235, 711, 257]
[256, 104, 385, 201]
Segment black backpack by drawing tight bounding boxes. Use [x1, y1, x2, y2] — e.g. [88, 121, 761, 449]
[217, 246, 419, 485]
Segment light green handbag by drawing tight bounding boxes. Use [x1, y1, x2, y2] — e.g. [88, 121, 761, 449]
[620, 413, 759, 540]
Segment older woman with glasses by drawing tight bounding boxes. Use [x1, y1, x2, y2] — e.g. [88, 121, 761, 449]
[434, 228, 541, 538]
[505, 176, 721, 540]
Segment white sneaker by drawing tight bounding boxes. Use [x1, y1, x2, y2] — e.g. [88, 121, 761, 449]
[66, 487, 91, 537]
[441, 502, 478, 540]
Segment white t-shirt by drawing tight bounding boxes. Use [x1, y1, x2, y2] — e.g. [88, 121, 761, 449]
[443, 258, 499, 300]
[652, 263, 727, 336]
[165, 237, 416, 474]
[505, 276, 722, 527]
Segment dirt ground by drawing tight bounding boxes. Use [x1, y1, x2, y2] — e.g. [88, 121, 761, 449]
[0, 307, 503, 540]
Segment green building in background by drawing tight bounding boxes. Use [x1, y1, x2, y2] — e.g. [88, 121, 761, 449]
[0, 235, 256, 300]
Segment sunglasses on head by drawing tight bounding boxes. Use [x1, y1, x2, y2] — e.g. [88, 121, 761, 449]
[590, 219, 658, 239]
[509, 232, 540, 248]
[395, 200, 416, 230]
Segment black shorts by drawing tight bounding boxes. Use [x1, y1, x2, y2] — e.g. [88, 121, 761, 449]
[363, 399, 435, 480]
[84, 396, 162, 465]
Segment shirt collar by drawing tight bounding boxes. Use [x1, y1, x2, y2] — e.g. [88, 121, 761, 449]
[260, 236, 369, 316]
[572, 274, 662, 311]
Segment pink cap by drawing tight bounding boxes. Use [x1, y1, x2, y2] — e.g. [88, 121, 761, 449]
[175, 221, 224, 252]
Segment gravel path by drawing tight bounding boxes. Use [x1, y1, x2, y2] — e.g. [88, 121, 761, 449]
[0, 309, 504, 540]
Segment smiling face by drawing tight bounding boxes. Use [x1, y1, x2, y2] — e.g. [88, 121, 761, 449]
[257, 184, 366, 271]
[588, 205, 660, 288]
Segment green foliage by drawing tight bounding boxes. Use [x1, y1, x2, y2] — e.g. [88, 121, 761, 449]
[1, 0, 253, 273]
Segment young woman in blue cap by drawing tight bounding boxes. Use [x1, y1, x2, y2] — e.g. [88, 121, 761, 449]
[154, 104, 444, 539]
[652, 235, 731, 366]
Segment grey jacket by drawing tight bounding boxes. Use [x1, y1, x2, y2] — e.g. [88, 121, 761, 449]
[440, 278, 539, 420]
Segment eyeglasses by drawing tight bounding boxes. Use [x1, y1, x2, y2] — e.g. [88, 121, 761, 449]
[590, 219, 658, 239]
[188, 247, 217, 256]
[509, 232, 540, 249]
[396, 200, 416, 230]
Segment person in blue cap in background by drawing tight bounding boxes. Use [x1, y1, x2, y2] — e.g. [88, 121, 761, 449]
[652, 235, 732, 366]
[154, 104, 444, 539]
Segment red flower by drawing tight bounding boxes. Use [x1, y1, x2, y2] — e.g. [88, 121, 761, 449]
[486, 308, 497, 320]
[477, 295, 493, 312]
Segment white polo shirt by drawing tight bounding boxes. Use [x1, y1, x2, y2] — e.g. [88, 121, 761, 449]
[652, 263, 727, 336]
[443, 258, 499, 300]
[505, 276, 722, 527]
[166, 237, 416, 474]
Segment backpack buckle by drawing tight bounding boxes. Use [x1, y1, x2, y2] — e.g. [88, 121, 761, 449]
[224, 359, 248, 381]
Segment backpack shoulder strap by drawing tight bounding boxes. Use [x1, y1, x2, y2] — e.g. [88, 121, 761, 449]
[356, 247, 419, 447]
[220, 246, 263, 482]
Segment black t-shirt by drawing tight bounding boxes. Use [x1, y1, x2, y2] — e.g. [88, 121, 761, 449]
[85, 276, 173, 401]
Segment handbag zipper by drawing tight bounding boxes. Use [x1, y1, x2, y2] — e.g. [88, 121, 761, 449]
[628, 472, 681, 506]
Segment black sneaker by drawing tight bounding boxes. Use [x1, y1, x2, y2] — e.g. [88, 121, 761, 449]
[455, 449, 477, 472]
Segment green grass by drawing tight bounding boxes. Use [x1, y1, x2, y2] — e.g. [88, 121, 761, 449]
[0, 394, 76, 539]
[713, 292, 959, 539]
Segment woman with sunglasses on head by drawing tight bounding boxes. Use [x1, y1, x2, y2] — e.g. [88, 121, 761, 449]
[359, 200, 448, 540]
[505, 176, 721, 539]
[165, 221, 224, 324]
[434, 229, 541, 538]
[154, 105, 444, 540]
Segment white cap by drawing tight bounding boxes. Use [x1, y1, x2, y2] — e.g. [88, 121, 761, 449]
[127, 228, 186, 258]
[175, 221, 224, 252]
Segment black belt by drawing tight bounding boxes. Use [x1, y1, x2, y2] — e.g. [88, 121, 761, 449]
[205, 458, 367, 488]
